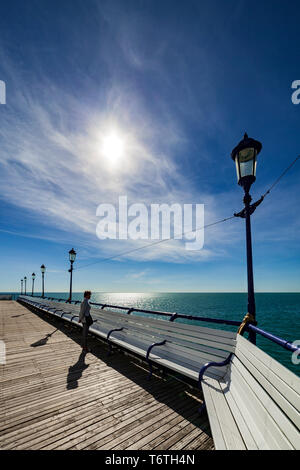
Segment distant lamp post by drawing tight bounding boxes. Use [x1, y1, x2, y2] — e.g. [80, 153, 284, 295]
[24, 276, 27, 295]
[41, 265, 46, 298]
[31, 273, 36, 296]
[231, 133, 262, 345]
[68, 248, 76, 303]
[21, 279, 23, 295]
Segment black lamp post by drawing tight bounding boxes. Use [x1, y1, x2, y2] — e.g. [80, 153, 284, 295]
[68, 248, 76, 303]
[41, 265, 46, 298]
[24, 276, 27, 295]
[32, 273, 36, 296]
[21, 279, 23, 295]
[231, 133, 262, 345]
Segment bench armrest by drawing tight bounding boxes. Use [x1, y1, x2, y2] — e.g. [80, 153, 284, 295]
[146, 340, 167, 379]
[198, 353, 233, 388]
[107, 327, 125, 355]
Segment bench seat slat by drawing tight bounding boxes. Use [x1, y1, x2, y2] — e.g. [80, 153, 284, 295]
[156, 339, 229, 359]
[116, 323, 235, 354]
[92, 314, 236, 351]
[99, 308, 237, 339]
[104, 320, 235, 351]
[201, 378, 246, 449]
[218, 378, 258, 449]
[123, 322, 235, 350]
[201, 380, 227, 450]
[229, 359, 295, 449]
[162, 357, 227, 379]
[91, 312, 235, 355]
[103, 337, 148, 359]
[147, 356, 223, 381]
[227, 376, 285, 449]
[107, 334, 227, 380]
[88, 325, 110, 339]
[149, 349, 229, 378]
[120, 314, 236, 340]
[104, 322, 233, 362]
[105, 329, 228, 377]
[153, 342, 230, 365]
[236, 347, 300, 431]
[236, 335, 300, 395]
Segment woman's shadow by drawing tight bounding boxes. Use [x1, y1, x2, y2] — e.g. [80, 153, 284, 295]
[67, 351, 89, 390]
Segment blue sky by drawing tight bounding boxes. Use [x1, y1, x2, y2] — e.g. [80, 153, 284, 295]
[0, 0, 299, 292]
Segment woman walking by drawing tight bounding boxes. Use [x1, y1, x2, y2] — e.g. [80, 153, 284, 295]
[79, 291, 93, 353]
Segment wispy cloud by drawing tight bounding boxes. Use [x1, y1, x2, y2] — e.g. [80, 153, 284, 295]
[0, 30, 238, 264]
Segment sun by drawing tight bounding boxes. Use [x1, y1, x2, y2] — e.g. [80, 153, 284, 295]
[101, 132, 124, 166]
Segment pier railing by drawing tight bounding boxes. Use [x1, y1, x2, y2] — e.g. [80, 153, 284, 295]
[24, 295, 300, 355]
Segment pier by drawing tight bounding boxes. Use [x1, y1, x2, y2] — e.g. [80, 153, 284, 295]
[0, 301, 213, 450]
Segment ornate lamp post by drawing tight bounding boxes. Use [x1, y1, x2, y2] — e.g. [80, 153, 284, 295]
[21, 279, 23, 295]
[31, 273, 36, 296]
[231, 133, 262, 345]
[24, 276, 27, 295]
[41, 265, 46, 298]
[68, 248, 76, 303]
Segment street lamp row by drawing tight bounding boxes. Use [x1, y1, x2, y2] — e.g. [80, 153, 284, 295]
[20, 266, 45, 296]
[20, 248, 77, 302]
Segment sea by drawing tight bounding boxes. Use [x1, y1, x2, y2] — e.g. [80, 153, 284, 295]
[5, 291, 300, 376]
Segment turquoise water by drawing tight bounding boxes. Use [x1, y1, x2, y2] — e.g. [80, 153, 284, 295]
[6, 291, 300, 376]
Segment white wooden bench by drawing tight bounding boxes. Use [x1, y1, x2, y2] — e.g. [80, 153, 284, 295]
[199, 334, 300, 449]
[91, 308, 236, 381]
[18, 296, 236, 382]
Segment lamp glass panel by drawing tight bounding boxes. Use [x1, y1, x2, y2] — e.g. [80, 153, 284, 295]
[238, 147, 256, 178]
[235, 156, 241, 182]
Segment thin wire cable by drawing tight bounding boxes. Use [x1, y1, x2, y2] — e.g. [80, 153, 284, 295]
[75, 215, 235, 271]
[74, 153, 300, 271]
[262, 155, 300, 198]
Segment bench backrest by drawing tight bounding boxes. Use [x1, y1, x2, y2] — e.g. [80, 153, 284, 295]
[91, 308, 236, 379]
[20, 296, 236, 379]
[225, 334, 300, 449]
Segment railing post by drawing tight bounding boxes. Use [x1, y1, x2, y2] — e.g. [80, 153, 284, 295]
[169, 313, 178, 322]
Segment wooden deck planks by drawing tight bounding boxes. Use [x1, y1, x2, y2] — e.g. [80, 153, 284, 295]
[0, 301, 213, 450]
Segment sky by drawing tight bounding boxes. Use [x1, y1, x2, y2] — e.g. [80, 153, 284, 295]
[0, 0, 299, 293]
